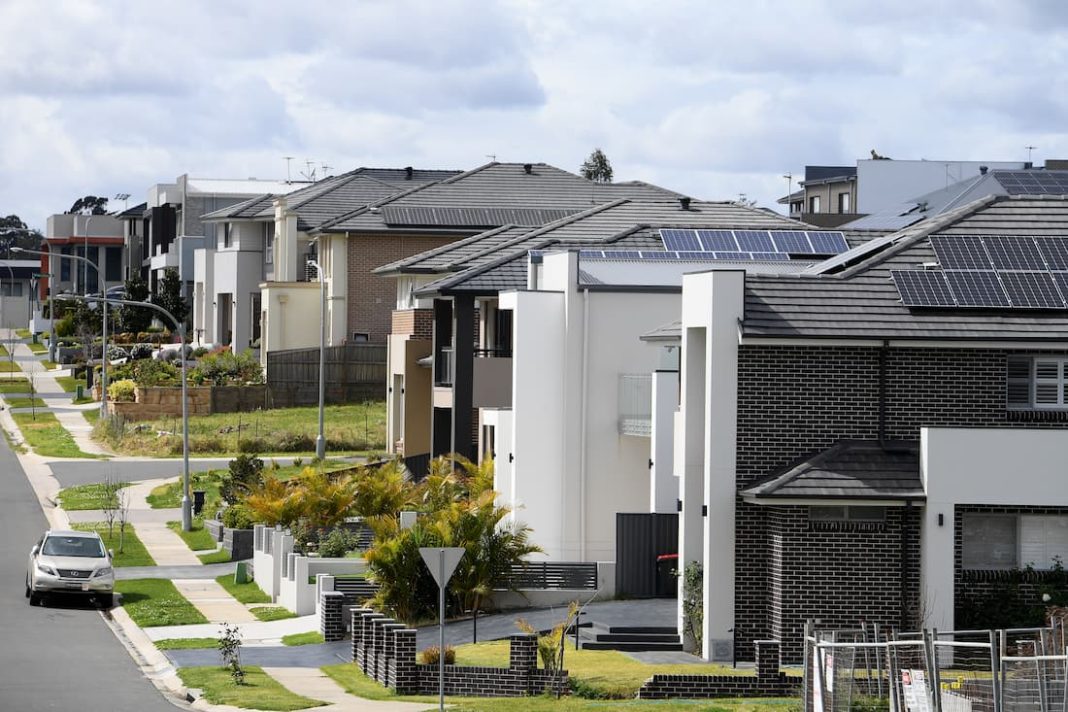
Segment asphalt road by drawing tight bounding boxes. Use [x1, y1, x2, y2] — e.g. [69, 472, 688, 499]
[49, 458, 233, 488]
[0, 439, 184, 710]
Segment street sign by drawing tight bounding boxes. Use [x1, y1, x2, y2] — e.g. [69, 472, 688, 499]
[419, 547, 465, 588]
[419, 546, 466, 711]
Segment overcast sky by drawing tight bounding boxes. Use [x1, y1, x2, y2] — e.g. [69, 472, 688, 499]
[2, 0, 1067, 229]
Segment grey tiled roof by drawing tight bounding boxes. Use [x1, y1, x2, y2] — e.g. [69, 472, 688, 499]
[317, 162, 683, 233]
[740, 440, 923, 501]
[744, 195, 1068, 340]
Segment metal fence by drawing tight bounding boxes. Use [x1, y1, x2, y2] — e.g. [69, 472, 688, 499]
[496, 562, 598, 591]
[266, 343, 386, 406]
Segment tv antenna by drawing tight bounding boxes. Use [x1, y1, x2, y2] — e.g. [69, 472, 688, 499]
[114, 192, 131, 210]
[1025, 145, 1037, 162]
[320, 163, 332, 177]
[283, 156, 294, 182]
[299, 160, 318, 182]
[485, 154, 496, 162]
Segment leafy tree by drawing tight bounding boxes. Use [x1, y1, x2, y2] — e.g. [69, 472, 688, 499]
[580, 148, 613, 183]
[351, 460, 416, 517]
[152, 267, 188, 326]
[0, 214, 43, 254]
[220, 454, 265, 506]
[67, 196, 109, 216]
[119, 275, 153, 333]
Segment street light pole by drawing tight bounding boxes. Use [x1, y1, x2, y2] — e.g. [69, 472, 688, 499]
[308, 258, 326, 460]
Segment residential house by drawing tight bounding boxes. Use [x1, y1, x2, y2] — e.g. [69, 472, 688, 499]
[41, 213, 125, 298]
[667, 194, 1068, 664]
[0, 259, 41, 329]
[196, 167, 457, 353]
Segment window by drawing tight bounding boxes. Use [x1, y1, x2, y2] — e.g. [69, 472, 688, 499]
[250, 293, 261, 344]
[0, 282, 23, 297]
[222, 223, 232, 249]
[809, 506, 886, 522]
[352, 332, 370, 343]
[809, 195, 821, 213]
[60, 247, 71, 282]
[264, 222, 275, 264]
[962, 513, 1068, 570]
[105, 247, 122, 282]
[1007, 356, 1068, 409]
[838, 192, 851, 213]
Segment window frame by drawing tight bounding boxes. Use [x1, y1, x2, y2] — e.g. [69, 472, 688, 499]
[808, 505, 886, 523]
[962, 512, 1068, 571]
[1007, 355, 1068, 410]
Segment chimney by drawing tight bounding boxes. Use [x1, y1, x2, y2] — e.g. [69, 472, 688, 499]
[979, 165, 988, 175]
[679, 196, 691, 211]
[404, 166, 413, 180]
[523, 163, 533, 175]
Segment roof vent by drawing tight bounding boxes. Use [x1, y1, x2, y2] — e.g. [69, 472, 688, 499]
[523, 163, 533, 175]
[404, 166, 413, 180]
[679, 196, 692, 211]
[979, 165, 988, 175]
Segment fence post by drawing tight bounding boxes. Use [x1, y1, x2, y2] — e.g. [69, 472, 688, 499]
[924, 629, 942, 712]
[802, 621, 812, 712]
[989, 629, 1002, 712]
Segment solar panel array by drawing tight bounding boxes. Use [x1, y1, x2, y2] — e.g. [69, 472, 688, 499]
[994, 171, 1068, 196]
[659, 228, 849, 258]
[576, 249, 789, 261]
[891, 235, 1068, 309]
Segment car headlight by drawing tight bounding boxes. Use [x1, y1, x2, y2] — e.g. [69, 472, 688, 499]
[37, 564, 57, 576]
[93, 567, 113, 578]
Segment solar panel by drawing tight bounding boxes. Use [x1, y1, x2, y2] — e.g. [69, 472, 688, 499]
[749, 252, 790, 261]
[983, 236, 1046, 270]
[601, 250, 642, 259]
[808, 231, 850, 255]
[696, 230, 737, 251]
[1036, 238, 1068, 270]
[999, 271, 1066, 308]
[995, 171, 1068, 195]
[660, 229, 701, 251]
[945, 271, 1010, 307]
[931, 236, 992, 270]
[734, 230, 775, 252]
[712, 251, 752, 260]
[578, 250, 605, 258]
[770, 231, 813, 254]
[676, 251, 720, 260]
[1053, 273, 1068, 303]
[639, 251, 679, 260]
[891, 270, 955, 307]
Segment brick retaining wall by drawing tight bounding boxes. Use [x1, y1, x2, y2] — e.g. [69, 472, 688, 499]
[638, 641, 798, 699]
[106, 385, 267, 421]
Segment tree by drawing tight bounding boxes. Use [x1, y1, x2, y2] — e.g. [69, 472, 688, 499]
[67, 196, 109, 216]
[152, 268, 188, 326]
[0, 214, 43, 254]
[119, 275, 153, 334]
[580, 148, 613, 183]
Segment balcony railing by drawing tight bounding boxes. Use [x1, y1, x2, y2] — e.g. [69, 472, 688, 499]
[618, 373, 652, 436]
[474, 346, 512, 358]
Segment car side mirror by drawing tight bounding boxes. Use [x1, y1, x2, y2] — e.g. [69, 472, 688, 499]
[108, 549, 114, 559]
[30, 545, 39, 556]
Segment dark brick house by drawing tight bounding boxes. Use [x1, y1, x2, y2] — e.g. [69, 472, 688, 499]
[672, 192, 1068, 663]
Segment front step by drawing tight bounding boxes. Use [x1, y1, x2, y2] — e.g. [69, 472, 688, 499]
[592, 632, 681, 643]
[579, 623, 683, 652]
[581, 640, 684, 652]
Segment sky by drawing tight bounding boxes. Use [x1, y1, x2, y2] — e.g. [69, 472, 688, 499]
[1, 0, 1067, 230]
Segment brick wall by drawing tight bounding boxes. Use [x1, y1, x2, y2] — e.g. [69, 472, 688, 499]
[391, 309, 434, 339]
[638, 641, 797, 699]
[347, 233, 465, 343]
[734, 345, 1068, 662]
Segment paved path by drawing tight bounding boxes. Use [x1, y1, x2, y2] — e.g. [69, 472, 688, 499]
[265, 667, 432, 711]
[167, 642, 351, 669]
[145, 614, 319, 642]
[116, 561, 237, 581]
[172, 579, 257, 623]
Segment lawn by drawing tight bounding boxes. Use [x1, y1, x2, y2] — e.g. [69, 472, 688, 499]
[57, 481, 129, 510]
[250, 606, 298, 622]
[167, 520, 217, 552]
[0, 360, 21, 372]
[177, 666, 323, 711]
[5, 396, 47, 408]
[27, 341, 47, 354]
[320, 664, 796, 711]
[55, 375, 83, 393]
[15, 328, 31, 339]
[40, 360, 58, 370]
[115, 579, 208, 627]
[0, 378, 30, 394]
[11, 411, 102, 458]
[154, 638, 219, 650]
[282, 632, 325, 646]
[94, 402, 386, 457]
[215, 574, 271, 604]
[0, 344, 8, 357]
[72, 522, 155, 567]
[83, 409, 100, 426]
[198, 549, 232, 564]
[452, 640, 750, 698]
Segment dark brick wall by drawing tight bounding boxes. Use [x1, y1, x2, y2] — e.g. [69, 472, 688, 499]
[639, 641, 796, 699]
[321, 590, 345, 641]
[734, 345, 1068, 662]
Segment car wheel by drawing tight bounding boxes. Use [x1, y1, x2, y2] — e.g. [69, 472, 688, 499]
[28, 591, 40, 606]
[24, 577, 30, 598]
[96, 594, 113, 609]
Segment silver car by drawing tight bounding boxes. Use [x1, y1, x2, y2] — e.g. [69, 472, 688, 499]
[26, 530, 115, 607]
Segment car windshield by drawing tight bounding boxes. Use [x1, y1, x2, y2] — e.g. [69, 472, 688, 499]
[41, 536, 106, 558]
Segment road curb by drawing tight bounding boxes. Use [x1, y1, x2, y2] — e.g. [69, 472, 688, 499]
[104, 605, 198, 708]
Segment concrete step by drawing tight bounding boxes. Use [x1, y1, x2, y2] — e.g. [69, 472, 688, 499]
[581, 640, 684, 652]
[589, 632, 682, 643]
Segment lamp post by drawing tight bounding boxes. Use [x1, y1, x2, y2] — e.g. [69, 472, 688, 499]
[307, 258, 326, 460]
[15, 247, 109, 417]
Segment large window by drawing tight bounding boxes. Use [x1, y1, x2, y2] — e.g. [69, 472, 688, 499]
[838, 192, 851, 213]
[809, 195, 822, 213]
[1007, 356, 1068, 410]
[264, 223, 274, 264]
[962, 513, 1068, 570]
[809, 506, 885, 523]
[60, 246, 71, 282]
[105, 247, 122, 282]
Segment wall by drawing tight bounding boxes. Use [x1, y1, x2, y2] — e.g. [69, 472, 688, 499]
[265, 343, 386, 407]
[261, 283, 320, 365]
[212, 248, 265, 352]
[0, 294, 31, 329]
[107, 385, 266, 421]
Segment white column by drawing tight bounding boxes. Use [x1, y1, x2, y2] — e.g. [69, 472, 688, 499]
[650, 369, 680, 513]
[677, 326, 706, 642]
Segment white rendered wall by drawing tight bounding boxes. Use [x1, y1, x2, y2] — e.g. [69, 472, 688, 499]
[213, 249, 264, 353]
[651, 370, 680, 513]
[324, 234, 347, 346]
[921, 427, 1068, 633]
[856, 159, 1025, 213]
[261, 284, 320, 368]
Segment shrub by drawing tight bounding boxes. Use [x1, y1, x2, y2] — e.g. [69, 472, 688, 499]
[131, 359, 179, 387]
[191, 346, 209, 358]
[317, 528, 359, 558]
[222, 504, 256, 530]
[129, 343, 154, 360]
[220, 454, 265, 505]
[108, 379, 137, 402]
[55, 313, 76, 337]
[237, 437, 269, 454]
[189, 349, 264, 386]
[419, 646, 455, 665]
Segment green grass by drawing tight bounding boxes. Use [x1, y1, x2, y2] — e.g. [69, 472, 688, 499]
[57, 481, 129, 510]
[198, 549, 232, 564]
[5, 396, 47, 408]
[0, 360, 21, 372]
[55, 375, 83, 393]
[154, 637, 219, 650]
[320, 664, 794, 711]
[72, 522, 155, 567]
[27, 341, 46, 354]
[15, 328, 31, 339]
[215, 574, 271, 604]
[115, 579, 208, 627]
[249, 606, 297, 622]
[147, 470, 222, 510]
[282, 631, 325, 646]
[177, 666, 323, 711]
[11, 411, 102, 458]
[0, 378, 30, 394]
[82, 409, 100, 426]
[95, 402, 386, 457]
[40, 360, 58, 370]
[0, 344, 8, 357]
[453, 640, 751, 699]
[72, 395, 94, 405]
[167, 520, 217, 552]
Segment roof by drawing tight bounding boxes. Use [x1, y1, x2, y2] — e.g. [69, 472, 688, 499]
[740, 440, 923, 502]
[116, 202, 147, 219]
[743, 195, 1068, 340]
[316, 162, 683, 234]
[184, 178, 306, 196]
[640, 320, 681, 343]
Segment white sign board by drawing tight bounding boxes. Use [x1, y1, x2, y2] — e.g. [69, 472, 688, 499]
[419, 547, 465, 587]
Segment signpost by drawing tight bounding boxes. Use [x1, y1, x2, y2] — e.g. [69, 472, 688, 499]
[419, 546, 465, 712]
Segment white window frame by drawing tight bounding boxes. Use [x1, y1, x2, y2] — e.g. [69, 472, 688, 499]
[963, 513, 1068, 570]
[1007, 356, 1068, 410]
